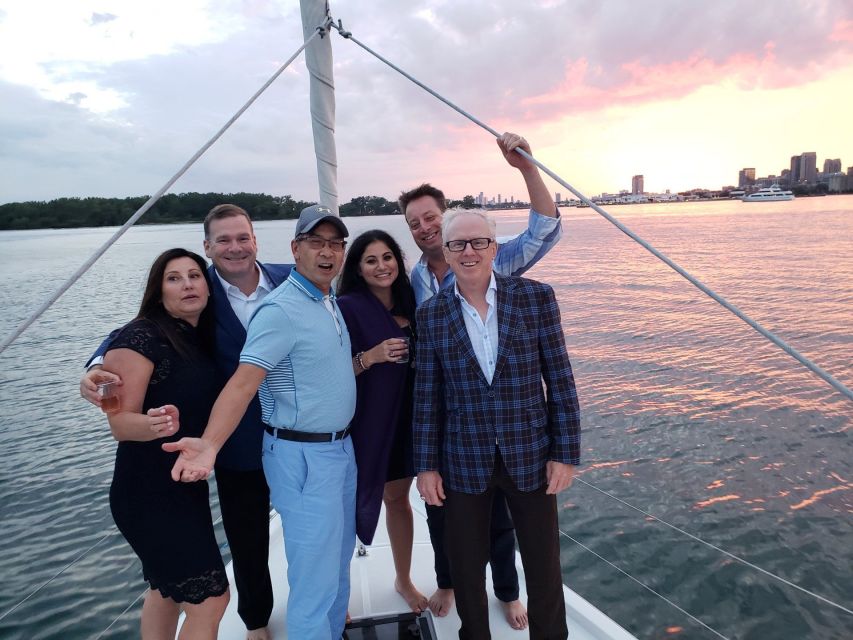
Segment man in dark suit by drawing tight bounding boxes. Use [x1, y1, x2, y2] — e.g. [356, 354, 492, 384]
[414, 208, 580, 639]
[82, 204, 290, 640]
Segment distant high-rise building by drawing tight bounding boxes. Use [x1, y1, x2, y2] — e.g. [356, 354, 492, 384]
[497, 194, 502, 204]
[828, 173, 849, 193]
[800, 152, 817, 183]
[631, 175, 644, 194]
[738, 168, 756, 188]
[555, 192, 561, 203]
[790, 155, 801, 183]
[824, 158, 842, 173]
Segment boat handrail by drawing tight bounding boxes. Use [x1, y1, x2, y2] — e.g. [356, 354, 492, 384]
[329, 17, 852, 406]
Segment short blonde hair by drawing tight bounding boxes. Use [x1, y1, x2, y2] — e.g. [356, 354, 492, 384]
[441, 207, 496, 241]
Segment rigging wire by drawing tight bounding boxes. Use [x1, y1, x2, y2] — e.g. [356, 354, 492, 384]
[0, 514, 229, 624]
[0, 478, 241, 624]
[0, 25, 327, 358]
[1, 9, 847, 638]
[575, 477, 853, 616]
[332, 15, 853, 624]
[329, 20, 853, 406]
[0, 531, 117, 623]
[94, 589, 147, 640]
[558, 529, 732, 640]
[0, 22, 329, 632]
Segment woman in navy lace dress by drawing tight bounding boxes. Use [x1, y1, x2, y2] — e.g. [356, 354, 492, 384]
[103, 248, 229, 638]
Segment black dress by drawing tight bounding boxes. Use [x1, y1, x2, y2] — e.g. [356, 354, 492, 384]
[108, 317, 228, 604]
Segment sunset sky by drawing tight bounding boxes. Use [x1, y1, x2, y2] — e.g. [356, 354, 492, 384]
[1, 0, 852, 205]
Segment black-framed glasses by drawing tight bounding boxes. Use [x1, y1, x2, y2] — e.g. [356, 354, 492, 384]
[297, 234, 347, 252]
[444, 237, 494, 252]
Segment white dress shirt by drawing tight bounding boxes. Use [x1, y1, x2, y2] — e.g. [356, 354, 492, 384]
[454, 272, 499, 384]
[215, 264, 274, 328]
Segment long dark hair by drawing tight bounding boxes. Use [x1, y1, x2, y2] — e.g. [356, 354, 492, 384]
[338, 230, 417, 325]
[137, 248, 215, 359]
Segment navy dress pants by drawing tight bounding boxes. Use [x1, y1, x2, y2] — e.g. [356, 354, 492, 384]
[215, 466, 274, 631]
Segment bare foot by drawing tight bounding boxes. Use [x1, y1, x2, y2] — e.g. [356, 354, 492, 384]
[246, 627, 272, 640]
[427, 588, 455, 617]
[346, 610, 352, 624]
[501, 600, 528, 630]
[395, 577, 428, 613]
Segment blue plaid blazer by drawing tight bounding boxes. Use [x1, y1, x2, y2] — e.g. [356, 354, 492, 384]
[413, 274, 581, 494]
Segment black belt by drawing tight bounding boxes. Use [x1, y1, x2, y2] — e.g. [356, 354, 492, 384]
[264, 424, 351, 443]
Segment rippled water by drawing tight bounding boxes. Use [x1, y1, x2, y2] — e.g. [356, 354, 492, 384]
[0, 197, 850, 639]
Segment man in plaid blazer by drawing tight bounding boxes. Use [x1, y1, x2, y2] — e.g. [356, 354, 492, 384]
[415, 208, 580, 639]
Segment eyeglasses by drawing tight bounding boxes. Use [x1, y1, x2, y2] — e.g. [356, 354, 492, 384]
[444, 237, 494, 252]
[297, 235, 347, 252]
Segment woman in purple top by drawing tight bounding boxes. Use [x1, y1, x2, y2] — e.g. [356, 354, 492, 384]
[336, 229, 428, 613]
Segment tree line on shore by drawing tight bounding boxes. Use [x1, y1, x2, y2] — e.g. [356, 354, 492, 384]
[0, 192, 445, 231]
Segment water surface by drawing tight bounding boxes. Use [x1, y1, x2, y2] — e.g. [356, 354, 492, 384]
[0, 196, 850, 639]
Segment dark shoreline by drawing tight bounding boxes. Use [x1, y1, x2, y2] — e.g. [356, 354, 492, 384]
[1, 192, 849, 232]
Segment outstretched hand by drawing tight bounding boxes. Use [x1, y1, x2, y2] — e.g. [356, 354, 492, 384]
[162, 438, 216, 482]
[496, 131, 534, 171]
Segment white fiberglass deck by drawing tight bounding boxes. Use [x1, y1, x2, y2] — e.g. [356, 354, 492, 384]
[211, 485, 637, 639]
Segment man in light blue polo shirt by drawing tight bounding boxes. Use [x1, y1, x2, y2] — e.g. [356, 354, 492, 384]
[398, 132, 562, 629]
[165, 205, 356, 640]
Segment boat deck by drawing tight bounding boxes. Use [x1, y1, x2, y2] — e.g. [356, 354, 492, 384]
[211, 485, 637, 639]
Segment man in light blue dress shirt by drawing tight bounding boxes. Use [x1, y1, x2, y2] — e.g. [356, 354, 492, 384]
[402, 132, 562, 308]
[398, 132, 563, 629]
[164, 205, 357, 640]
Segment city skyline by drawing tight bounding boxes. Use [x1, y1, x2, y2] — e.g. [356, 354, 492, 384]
[1, 2, 852, 205]
[473, 147, 851, 205]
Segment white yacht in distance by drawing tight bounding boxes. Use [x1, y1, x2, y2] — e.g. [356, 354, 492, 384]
[741, 185, 795, 201]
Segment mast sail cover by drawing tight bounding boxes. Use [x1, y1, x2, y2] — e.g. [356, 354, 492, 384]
[300, 0, 339, 214]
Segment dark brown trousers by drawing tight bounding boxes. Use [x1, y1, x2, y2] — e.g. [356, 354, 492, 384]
[444, 452, 568, 640]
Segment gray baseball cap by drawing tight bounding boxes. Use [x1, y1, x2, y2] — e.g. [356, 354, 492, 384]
[294, 205, 349, 238]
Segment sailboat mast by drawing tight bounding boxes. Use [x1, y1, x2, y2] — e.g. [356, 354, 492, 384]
[299, 0, 339, 214]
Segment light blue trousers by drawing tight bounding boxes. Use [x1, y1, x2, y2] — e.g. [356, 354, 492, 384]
[262, 432, 357, 640]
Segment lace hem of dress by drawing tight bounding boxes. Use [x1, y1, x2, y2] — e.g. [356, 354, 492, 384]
[150, 568, 228, 604]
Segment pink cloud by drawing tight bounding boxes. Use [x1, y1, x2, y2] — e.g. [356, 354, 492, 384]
[829, 19, 853, 42]
[514, 38, 852, 123]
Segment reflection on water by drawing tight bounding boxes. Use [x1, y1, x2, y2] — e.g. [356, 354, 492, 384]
[0, 197, 851, 639]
